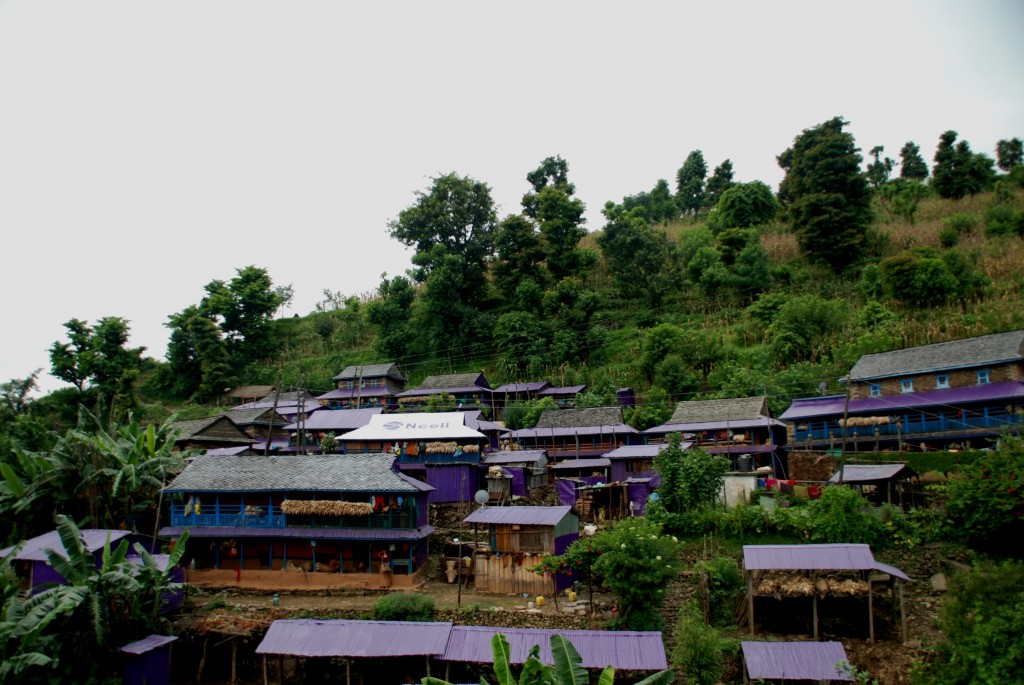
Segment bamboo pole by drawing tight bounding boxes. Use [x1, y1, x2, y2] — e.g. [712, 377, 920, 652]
[812, 584, 819, 640]
[262, 655, 268, 685]
[899, 581, 908, 644]
[747, 571, 755, 635]
[231, 640, 237, 685]
[868, 575, 875, 643]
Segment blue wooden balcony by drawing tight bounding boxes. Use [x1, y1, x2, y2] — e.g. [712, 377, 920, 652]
[795, 412, 1023, 442]
[169, 504, 416, 530]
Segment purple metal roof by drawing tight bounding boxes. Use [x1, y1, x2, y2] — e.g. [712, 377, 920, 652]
[645, 417, 784, 434]
[537, 385, 587, 396]
[1, 529, 133, 561]
[743, 544, 910, 581]
[742, 641, 854, 681]
[157, 525, 434, 542]
[257, 619, 453, 657]
[204, 445, 252, 456]
[493, 381, 550, 393]
[782, 381, 1024, 420]
[483, 450, 547, 465]
[286, 408, 383, 431]
[442, 626, 667, 670]
[605, 444, 668, 458]
[828, 463, 915, 483]
[396, 386, 487, 398]
[317, 387, 393, 400]
[464, 505, 573, 526]
[120, 635, 178, 655]
[504, 425, 639, 439]
[550, 458, 611, 470]
[395, 471, 436, 491]
[706, 444, 777, 455]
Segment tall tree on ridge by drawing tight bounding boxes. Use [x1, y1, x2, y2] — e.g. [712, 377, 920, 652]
[899, 141, 929, 181]
[704, 159, 735, 209]
[676, 150, 707, 216]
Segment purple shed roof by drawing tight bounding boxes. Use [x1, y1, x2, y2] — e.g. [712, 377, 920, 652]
[483, 450, 547, 465]
[286, 407, 383, 431]
[742, 641, 854, 681]
[157, 525, 434, 542]
[828, 463, 915, 483]
[464, 505, 573, 526]
[442, 626, 667, 670]
[743, 544, 910, 581]
[204, 445, 252, 456]
[550, 458, 611, 470]
[256, 619, 453, 657]
[1, 529, 132, 561]
[604, 444, 691, 458]
[645, 417, 784, 434]
[317, 387, 393, 400]
[120, 634, 178, 655]
[781, 381, 1024, 420]
[493, 381, 550, 393]
[537, 385, 587, 396]
[504, 425, 639, 439]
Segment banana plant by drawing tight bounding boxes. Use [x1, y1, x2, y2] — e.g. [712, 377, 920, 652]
[422, 632, 674, 685]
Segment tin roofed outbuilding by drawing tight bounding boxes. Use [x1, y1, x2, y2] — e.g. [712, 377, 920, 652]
[741, 641, 854, 682]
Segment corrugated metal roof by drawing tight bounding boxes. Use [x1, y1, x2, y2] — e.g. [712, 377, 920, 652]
[339, 413, 485, 441]
[442, 626, 667, 670]
[1, 529, 132, 561]
[828, 463, 915, 483]
[316, 387, 393, 400]
[550, 458, 611, 470]
[332, 363, 406, 383]
[483, 450, 547, 465]
[163, 453, 421, 493]
[157, 525, 434, 541]
[285, 407, 383, 431]
[464, 506, 573, 526]
[120, 635, 178, 655]
[782, 382, 1024, 421]
[537, 385, 587, 395]
[504, 425, 639, 439]
[743, 544, 910, 581]
[605, 444, 669, 458]
[204, 446, 253, 456]
[493, 381, 550, 393]
[645, 417, 784, 435]
[849, 329, 1024, 381]
[742, 641, 854, 681]
[256, 620, 452, 657]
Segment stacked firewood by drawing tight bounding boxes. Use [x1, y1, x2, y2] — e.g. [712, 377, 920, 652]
[280, 500, 374, 516]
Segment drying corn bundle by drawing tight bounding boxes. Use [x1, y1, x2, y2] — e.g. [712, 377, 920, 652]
[462, 444, 479, 453]
[280, 499, 374, 516]
[425, 441, 458, 454]
[838, 415, 894, 427]
[486, 465, 506, 478]
[756, 572, 870, 598]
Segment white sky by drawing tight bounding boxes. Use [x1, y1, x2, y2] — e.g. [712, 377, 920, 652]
[1, 0, 1022, 394]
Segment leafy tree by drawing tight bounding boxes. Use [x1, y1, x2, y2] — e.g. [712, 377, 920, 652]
[366, 274, 417, 362]
[676, 150, 707, 216]
[932, 131, 996, 199]
[672, 600, 731, 685]
[598, 203, 681, 308]
[712, 181, 780, 229]
[655, 354, 700, 399]
[494, 311, 548, 379]
[866, 145, 896, 189]
[899, 141, 929, 181]
[536, 185, 588, 281]
[522, 155, 575, 219]
[201, 265, 283, 366]
[493, 214, 548, 299]
[49, 317, 144, 403]
[880, 248, 988, 309]
[646, 178, 679, 224]
[653, 434, 728, 513]
[703, 159, 735, 209]
[766, 294, 849, 364]
[879, 178, 928, 223]
[777, 117, 873, 271]
[541, 278, 603, 366]
[995, 137, 1023, 172]
[1, 370, 39, 422]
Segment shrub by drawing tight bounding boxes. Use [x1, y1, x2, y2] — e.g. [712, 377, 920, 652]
[804, 485, 885, 545]
[695, 557, 745, 628]
[672, 600, 733, 685]
[371, 592, 435, 621]
[984, 203, 1024, 237]
[938, 226, 960, 248]
[943, 212, 977, 235]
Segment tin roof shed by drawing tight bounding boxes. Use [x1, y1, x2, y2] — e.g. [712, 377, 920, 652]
[741, 641, 854, 681]
[256, 619, 453, 658]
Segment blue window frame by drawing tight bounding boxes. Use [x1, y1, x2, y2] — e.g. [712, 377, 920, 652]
[900, 379, 914, 393]
[869, 384, 881, 397]
[935, 374, 949, 389]
[977, 370, 991, 385]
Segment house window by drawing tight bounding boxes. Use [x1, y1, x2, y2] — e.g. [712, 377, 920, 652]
[869, 384, 881, 397]
[935, 375, 949, 389]
[900, 379, 914, 393]
[977, 370, 991, 385]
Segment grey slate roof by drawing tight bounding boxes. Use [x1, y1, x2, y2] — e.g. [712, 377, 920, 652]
[163, 453, 428, 493]
[224, 407, 287, 426]
[669, 396, 769, 424]
[332, 363, 406, 383]
[849, 329, 1024, 381]
[535, 407, 625, 429]
[416, 372, 489, 390]
[170, 416, 253, 444]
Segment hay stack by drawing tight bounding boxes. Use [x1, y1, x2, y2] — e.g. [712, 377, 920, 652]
[280, 500, 374, 516]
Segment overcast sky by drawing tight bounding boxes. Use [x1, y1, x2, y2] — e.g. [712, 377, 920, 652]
[1, 0, 1022, 394]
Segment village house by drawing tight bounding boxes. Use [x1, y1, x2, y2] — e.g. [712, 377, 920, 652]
[503, 406, 640, 460]
[318, 362, 407, 410]
[464, 505, 579, 596]
[338, 411, 488, 503]
[219, 406, 289, 447]
[536, 384, 586, 409]
[395, 371, 493, 413]
[283, 406, 383, 453]
[645, 396, 788, 475]
[480, 449, 549, 502]
[781, 329, 1024, 452]
[158, 454, 434, 586]
[224, 385, 276, 406]
[491, 381, 551, 419]
[169, 415, 254, 453]
[230, 389, 323, 424]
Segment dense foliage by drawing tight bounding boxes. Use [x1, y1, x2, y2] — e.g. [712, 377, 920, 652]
[371, 592, 436, 621]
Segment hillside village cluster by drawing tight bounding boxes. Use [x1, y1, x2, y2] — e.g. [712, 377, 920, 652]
[7, 329, 1024, 683]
